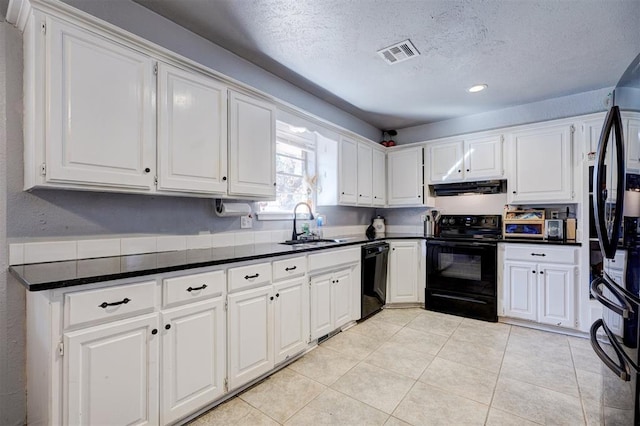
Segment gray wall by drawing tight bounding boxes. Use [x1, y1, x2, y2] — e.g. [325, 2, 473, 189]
[396, 87, 611, 144]
[0, 20, 26, 426]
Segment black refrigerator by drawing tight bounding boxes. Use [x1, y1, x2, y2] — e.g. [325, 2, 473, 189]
[590, 52, 640, 425]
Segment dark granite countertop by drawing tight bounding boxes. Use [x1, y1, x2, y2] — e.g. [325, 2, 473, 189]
[9, 233, 426, 292]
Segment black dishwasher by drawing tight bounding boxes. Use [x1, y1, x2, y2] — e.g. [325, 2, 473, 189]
[361, 242, 390, 320]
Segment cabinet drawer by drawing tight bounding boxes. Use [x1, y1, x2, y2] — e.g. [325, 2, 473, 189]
[228, 262, 272, 292]
[163, 270, 225, 308]
[308, 247, 360, 272]
[504, 244, 577, 264]
[272, 256, 306, 281]
[64, 281, 156, 328]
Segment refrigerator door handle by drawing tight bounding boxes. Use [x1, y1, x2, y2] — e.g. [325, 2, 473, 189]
[593, 105, 625, 259]
[590, 274, 635, 318]
[590, 319, 636, 380]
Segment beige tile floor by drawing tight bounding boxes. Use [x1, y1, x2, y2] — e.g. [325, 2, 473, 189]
[188, 308, 631, 425]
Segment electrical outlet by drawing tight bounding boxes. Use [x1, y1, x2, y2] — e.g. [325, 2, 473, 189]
[240, 215, 253, 229]
[420, 214, 427, 222]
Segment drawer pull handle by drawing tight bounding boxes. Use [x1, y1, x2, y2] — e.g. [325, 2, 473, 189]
[187, 285, 207, 292]
[531, 253, 546, 257]
[99, 298, 130, 309]
[285, 266, 297, 271]
[244, 273, 260, 280]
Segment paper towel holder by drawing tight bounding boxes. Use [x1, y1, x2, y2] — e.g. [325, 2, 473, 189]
[214, 199, 252, 217]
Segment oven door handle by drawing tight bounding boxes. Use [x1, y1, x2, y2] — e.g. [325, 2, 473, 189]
[428, 240, 496, 248]
[590, 274, 634, 318]
[589, 319, 636, 380]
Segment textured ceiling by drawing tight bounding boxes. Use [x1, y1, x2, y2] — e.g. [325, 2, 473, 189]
[133, 0, 640, 130]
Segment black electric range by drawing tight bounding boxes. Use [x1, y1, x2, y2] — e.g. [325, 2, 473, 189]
[425, 215, 502, 322]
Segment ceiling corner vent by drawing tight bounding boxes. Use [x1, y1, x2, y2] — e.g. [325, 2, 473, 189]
[377, 39, 420, 65]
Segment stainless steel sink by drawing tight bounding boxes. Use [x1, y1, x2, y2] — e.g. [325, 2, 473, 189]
[280, 238, 346, 246]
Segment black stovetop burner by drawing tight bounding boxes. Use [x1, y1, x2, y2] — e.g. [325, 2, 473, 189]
[437, 214, 502, 240]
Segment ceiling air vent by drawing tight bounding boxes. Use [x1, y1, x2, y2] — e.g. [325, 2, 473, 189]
[377, 39, 420, 65]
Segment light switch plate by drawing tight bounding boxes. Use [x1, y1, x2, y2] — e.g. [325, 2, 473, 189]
[240, 216, 253, 229]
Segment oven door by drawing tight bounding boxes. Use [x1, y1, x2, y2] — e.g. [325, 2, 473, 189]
[425, 240, 498, 321]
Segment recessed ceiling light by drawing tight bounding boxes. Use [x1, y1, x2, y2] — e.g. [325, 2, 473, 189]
[468, 84, 488, 93]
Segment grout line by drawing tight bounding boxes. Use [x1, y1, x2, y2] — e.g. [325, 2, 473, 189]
[483, 323, 512, 425]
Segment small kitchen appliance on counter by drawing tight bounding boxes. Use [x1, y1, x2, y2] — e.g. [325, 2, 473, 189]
[544, 219, 565, 240]
[372, 215, 385, 236]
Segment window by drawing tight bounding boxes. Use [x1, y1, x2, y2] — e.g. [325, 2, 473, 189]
[256, 123, 316, 217]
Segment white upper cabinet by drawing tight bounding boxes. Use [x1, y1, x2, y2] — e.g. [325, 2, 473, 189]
[626, 116, 640, 173]
[508, 123, 574, 204]
[429, 141, 464, 183]
[428, 134, 503, 183]
[388, 147, 429, 206]
[464, 134, 504, 180]
[338, 136, 358, 205]
[228, 91, 277, 198]
[357, 142, 373, 205]
[46, 17, 155, 190]
[157, 63, 228, 194]
[372, 148, 386, 206]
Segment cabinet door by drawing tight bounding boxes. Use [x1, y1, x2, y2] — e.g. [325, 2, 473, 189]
[372, 149, 386, 206]
[626, 117, 640, 173]
[310, 273, 333, 340]
[47, 18, 155, 190]
[508, 124, 573, 203]
[388, 242, 419, 303]
[161, 298, 226, 425]
[537, 264, 575, 327]
[503, 261, 537, 321]
[339, 136, 358, 204]
[429, 141, 464, 183]
[274, 277, 309, 364]
[157, 63, 228, 194]
[228, 91, 276, 198]
[387, 147, 424, 206]
[332, 268, 353, 330]
[464, 135, 503, 180]
[227, 285, 274, 390]
[583, 116, 606, 159]
[64, 314, 159, 426]
[357, 142, 373, 205]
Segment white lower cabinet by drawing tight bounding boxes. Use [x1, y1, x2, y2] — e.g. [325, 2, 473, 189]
[387, 241, 422, 304]
[310, 266, 356, 340]
[160, 297, 226, 425]
[501, 244, 578, 328]
[273, 277, 309, 364]
[227, 259, 309, 390]
[64, 313, 160, 426]
[227, 284, 274, 390]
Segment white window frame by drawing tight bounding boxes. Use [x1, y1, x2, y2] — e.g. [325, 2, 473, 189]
[256, 123, 317, 220]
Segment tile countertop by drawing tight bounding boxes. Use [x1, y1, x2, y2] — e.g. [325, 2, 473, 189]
[8, 234, 423, 292]
[9, 233, 582, 292]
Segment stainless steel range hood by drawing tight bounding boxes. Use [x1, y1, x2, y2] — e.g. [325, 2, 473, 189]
[432, 180, 506, 196]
